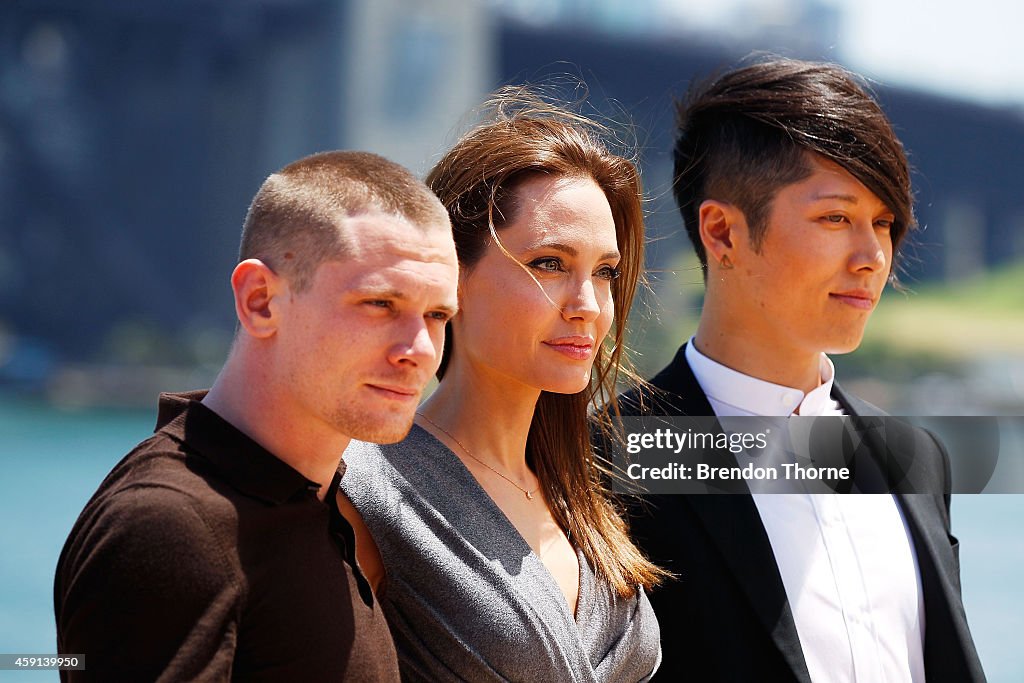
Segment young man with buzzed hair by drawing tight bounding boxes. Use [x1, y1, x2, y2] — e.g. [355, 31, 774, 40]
[55, 151, 460, 681]
[620, 59, 985, 682]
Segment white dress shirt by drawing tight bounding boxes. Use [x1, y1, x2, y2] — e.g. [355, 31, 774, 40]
[685, 340, 926, 683]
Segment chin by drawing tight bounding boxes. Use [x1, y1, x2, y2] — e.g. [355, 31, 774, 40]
[336, 409, 416, 445]
[539, 370, 593, 395]
[822, 332, 867, 355]
[350, 421, 415, 445]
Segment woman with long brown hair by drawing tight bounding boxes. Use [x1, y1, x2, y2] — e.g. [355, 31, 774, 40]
[338, 87, 664, 681]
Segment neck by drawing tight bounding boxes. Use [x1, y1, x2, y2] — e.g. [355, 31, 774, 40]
[695, 310, 822, 395]
[418, 358, 539, 477]
[202, 351, 349, 501]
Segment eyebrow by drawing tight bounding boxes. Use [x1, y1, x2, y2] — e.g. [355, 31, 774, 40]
[356, 287, 458, 315]
[357, 287, 407, 300]
[527, 241, 620, 261]
[429, 302, 459, 316]
[809, 193, 895, 215]
[811, 193, 860, 203]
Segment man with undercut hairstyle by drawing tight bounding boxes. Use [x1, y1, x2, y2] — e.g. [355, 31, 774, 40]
[619, 58, 985, 682]
[55, 151, 459, 681]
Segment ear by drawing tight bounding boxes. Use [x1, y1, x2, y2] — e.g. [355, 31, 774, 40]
[230, 259, 284, 339]
[698, 199, 744, 268]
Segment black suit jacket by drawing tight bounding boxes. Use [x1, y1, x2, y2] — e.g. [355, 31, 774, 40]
[620, 344, 985, 682]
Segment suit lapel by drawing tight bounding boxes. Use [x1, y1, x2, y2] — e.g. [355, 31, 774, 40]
[831, 384, 982, 682]
[895, 493, 981, 681]
[648, 344, 812, 683]
[644, 352, 978, 682]
[683, 496, 811, 682]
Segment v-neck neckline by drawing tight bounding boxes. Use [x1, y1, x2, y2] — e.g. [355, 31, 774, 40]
[410, 423, 590, 626]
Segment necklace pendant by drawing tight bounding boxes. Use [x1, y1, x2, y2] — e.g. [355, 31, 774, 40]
[526, 491, 534, 500]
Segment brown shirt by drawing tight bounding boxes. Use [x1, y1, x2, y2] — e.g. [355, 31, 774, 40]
[54, 390, 399, 682]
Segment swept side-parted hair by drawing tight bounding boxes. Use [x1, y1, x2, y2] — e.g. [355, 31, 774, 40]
[673, 57, 914, 278]
[426, 86, 667, 596]
[240, 150, 449, 291]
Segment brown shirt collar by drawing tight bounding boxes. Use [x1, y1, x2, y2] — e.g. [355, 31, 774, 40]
[154, 390, 338, 505]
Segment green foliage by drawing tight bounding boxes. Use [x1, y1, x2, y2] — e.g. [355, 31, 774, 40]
[627, 258, 1024, 382]
[625, 249, 704, 377]
[859, 261, 1024, 368]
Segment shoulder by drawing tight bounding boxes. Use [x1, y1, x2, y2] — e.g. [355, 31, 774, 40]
[341, 427, 452, 496]
[339, 439, 394, 503]
[835, 384, 951, 497]
[94, 430, 231, 503]
[343, 428, 442, 471]
[836, 383, 947, 459]
[617, 345, 708, 417]
[59, 481, 238, 593]
[338, 440, 393, 538]
[340, 439, 387, 480]
[339, 434, 435, 531]
[56, 480, 242, 680]
[58, 433, 245, 599]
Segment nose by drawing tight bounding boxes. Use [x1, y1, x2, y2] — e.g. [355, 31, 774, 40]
[561, 276, 604, 323]
[387, 318, 439, 368]
[849, 222, 889, 274]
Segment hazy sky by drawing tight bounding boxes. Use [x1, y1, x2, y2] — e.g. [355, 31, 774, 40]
[841, 0, 1022, 106]
[658, 0, 1024, 107]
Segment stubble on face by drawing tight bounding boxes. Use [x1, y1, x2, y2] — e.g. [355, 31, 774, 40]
[328, 398, 419, 445]
[283, 212, 458, 446]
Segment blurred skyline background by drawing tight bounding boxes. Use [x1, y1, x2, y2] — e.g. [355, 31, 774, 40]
[1, 0, 1021, 680]
[1, 0, 1022, 413]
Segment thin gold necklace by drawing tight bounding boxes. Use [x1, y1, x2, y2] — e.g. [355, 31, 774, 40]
[416, 412, 539, 501]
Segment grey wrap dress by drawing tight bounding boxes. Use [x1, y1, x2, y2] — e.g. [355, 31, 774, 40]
[340, 425, 661, 682]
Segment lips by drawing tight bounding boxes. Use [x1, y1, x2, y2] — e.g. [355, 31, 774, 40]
[542, 335, 595, 361]
[366, 384, 419, 400]
[829, 289, 875, 310]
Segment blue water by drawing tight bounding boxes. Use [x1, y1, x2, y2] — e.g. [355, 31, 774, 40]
[0, 398, 154, 681]
[0, 397, 1021, 681]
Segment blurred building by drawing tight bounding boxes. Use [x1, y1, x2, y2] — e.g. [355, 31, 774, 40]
[494, 15, 1024, 280]
[2, 0, 1022, 381]
[0, 0, 490, 380]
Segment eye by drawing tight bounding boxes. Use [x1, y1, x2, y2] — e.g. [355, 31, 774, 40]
[426, 310, 452, 322]
[364, 300, 393, 311]
[874, 218, 894, 231]
[528, 256, 564, 273]
[823, 214, 848, 224]
[595, 264, 621, 281]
